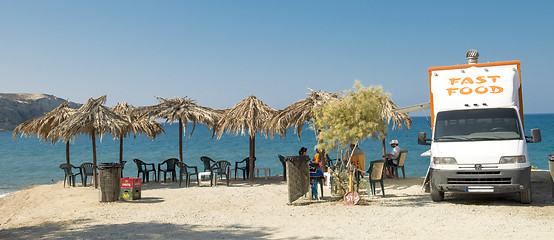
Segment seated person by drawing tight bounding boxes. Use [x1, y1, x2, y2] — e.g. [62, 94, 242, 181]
[384, 139, 402, 177]
[343, 143, 365, 170]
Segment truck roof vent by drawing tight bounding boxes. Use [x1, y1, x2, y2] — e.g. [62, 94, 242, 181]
[466, 49, 479, 64]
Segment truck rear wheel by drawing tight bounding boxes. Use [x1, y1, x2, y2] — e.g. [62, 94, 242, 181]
[520, 188, 531, 204]
[430, 186, 444, 202]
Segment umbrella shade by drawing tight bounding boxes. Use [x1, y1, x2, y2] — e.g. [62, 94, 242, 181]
[49, 95, 131, 188]
[113, 102, 165, 163]
[216, 95, 277, 180]
[12, 101, 76, 164]
[265, 89, 341, 140]
[139, 96, 221, 162]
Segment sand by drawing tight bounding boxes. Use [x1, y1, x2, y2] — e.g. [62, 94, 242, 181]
[1, 171, 554, 239]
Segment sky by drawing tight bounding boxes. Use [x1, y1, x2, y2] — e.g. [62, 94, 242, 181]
[2, 1, 553, 115]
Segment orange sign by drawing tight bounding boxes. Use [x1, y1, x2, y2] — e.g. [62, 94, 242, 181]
[446, 75, 504, 96]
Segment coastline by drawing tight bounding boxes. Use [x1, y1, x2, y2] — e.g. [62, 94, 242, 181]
[1, 171, 553, 239]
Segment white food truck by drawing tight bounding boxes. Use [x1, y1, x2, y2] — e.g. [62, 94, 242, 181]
[418, 50, 541, 203]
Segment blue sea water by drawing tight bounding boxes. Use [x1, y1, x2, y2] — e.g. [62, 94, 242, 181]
[1, 114, 553, 197]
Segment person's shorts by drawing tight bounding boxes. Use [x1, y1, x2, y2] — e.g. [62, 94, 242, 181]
[386, 159, 397, 166]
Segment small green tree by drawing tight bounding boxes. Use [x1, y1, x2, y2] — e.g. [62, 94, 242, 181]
[312, 80, 391, 196]
[312, 80, 390, 154]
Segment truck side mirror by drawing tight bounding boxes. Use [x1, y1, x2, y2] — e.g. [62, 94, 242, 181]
[418, 132, 431, 145]
[530, 128, 541, 143]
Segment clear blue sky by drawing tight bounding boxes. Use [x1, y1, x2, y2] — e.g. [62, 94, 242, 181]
[2, 1, 553, 115]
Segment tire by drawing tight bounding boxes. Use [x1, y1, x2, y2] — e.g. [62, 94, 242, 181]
[520, 188, 531, 204]
[430, 186, 444, 202]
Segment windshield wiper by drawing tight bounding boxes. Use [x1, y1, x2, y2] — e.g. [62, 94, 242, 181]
[434, 136, 470, 141]
[467, 137, 500, 141]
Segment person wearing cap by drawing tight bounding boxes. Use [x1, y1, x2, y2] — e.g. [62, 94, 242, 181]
[384, 140, 402, 177]
[386, 140, 402, 163]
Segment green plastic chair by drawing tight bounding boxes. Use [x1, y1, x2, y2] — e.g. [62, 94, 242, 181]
[367, 160, 386, 196]
[177, 162, 199, 187]
[59, 163, 81, 187]
[79, 162, 94, 187]
[278, 155, 286, 181]
[158, 158, 179, 182]
[235, 157, 256, 180]
[133, 159, 157, 182]
[200, 156, 216, 172]
[210, 160, 231, 186]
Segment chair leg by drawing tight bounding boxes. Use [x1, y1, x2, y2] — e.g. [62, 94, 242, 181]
[319, 179, 324, 198]
[380, 181, 385, 196]
[367, 180, 371, 197]
[234, 169, 237, 180]
[214, 173, 218, 186]
[401, 166, 405, 178]
[179, 174, 182, 187]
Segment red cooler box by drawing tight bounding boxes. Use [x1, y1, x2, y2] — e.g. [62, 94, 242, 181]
[120, 178, 142, 200]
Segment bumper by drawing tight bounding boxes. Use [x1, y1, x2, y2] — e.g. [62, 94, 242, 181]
[430, 167, 531, 193]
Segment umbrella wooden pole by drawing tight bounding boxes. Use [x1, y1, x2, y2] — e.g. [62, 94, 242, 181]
[249, 135, 255, 181]
[382, 138, 387, 159]
[65, 141, 70, 165]
[179, 119, 183, 162]
[119, 137, 123, 163]
[92, 131, 98, 189]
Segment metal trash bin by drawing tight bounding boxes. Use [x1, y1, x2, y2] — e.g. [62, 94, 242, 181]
[98, 162, 123, 202]
[285, 156, 310, 204]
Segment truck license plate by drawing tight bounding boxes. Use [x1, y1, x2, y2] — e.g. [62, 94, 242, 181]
[465, 186, 494, 192]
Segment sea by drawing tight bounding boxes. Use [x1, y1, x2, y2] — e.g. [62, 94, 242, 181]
[1, 114, 553, 197]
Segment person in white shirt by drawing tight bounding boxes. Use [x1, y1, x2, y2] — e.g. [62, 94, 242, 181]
[384, 140, 402, 177]
[385, 140, 402, 165]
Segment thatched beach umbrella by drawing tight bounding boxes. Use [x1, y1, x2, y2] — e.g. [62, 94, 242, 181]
[113, 102, 165, 163]
[49, 95, 130, 188]
[380, 98, 412, 156]
[265, 89, 341, 140]
[12, 101, 76, 164]
[216, 95, 277, 180]
[139, 96, 221, 162]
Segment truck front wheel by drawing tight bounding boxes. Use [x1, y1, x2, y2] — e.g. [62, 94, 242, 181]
[430, 187, 444, 202]
[520, 188, 531, 204]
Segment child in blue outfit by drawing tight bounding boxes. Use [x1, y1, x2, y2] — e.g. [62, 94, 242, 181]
[300, 147, 323, 200]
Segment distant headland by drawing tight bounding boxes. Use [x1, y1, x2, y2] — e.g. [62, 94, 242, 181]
[0, 93, 81, 131]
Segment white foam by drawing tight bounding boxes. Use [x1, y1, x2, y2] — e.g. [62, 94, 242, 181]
[0, 193, 9, 198]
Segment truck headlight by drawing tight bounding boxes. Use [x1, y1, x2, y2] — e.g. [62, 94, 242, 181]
[499, 156, 526, 164]
[433, 157, 457, 165]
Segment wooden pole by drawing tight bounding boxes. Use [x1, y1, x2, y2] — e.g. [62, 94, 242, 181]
[119, 137, 123, 163]
[382, 138, 387, 160]
[65, 141, 70, 165]
[249, 135, 255, 181]
[92, 131, 98, 189]
[179, 119, 183, 162]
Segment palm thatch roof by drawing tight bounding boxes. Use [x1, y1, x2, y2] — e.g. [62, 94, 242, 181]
[382, 98, 412, 131]
[216, 95, 277, 139]
[265, 90, 341, 139]
[139, 96, 221, 132]
[138, 96, 222, 162]
[216, 95, 277, 181]
[12, 101, 76, 142]
[113, 102, 164, 140]
[48, 95, 130, 142]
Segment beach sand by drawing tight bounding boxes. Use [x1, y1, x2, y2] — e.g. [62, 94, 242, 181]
[1, 171, 553, 239]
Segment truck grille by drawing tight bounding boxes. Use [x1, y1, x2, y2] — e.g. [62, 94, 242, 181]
[456, 171, 501, 175]
[447, 178, 511, 184]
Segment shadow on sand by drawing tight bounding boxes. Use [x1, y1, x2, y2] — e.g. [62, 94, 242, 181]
[0, 220, 278, 240]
